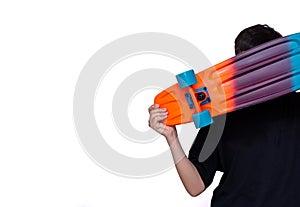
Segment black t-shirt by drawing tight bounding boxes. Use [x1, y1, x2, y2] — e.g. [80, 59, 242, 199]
[188, 92, 300, 207]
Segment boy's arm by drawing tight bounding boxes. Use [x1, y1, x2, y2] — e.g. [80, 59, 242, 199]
[148, 104, 205, 196]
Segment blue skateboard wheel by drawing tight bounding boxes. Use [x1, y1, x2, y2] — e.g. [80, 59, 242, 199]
[192, 110, 214, 128]
[176, 69, 197, 88]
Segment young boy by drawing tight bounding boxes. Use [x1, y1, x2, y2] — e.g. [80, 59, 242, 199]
[148, 24, 300, 206]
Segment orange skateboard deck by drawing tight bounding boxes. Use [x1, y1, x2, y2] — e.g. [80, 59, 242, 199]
[154, 33, 300, 128]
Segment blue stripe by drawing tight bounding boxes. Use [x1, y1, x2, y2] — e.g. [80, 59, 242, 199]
[288, 33, 300, 91]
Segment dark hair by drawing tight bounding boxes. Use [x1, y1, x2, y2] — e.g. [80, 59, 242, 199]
[234, 24, 282, 55]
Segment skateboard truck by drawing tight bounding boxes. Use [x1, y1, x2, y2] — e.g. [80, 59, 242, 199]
[176, 69, 214, 128]
[195, 87, 211, 106]
[184, 87, 211, 109]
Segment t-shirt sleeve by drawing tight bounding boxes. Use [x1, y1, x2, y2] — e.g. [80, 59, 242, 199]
[188, 125, 220, 189]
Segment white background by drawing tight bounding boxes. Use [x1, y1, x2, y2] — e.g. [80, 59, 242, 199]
[1, 1, 300, 207]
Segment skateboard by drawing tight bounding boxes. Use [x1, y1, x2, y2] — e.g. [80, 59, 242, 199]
[154, 32, 300, 128]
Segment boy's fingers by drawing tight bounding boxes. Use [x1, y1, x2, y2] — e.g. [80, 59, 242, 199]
[153, 114, 168, 123]
[148, 104, 165, 113]
[149, 108, 168, 115]
[148, 104, 156, 112]
[149, 113, 168, 128]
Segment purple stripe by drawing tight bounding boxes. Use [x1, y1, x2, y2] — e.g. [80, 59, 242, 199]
[225, 35, 296, 110]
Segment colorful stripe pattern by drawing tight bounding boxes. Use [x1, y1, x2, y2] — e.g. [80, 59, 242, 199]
[216, 32, 300, 113]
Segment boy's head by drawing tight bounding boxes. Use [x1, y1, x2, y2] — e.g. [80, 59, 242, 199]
[234, 24, 282, 55]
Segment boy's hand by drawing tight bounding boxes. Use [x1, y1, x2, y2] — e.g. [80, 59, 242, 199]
[148, 104, 177, 141]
